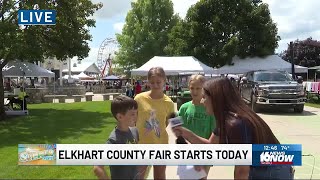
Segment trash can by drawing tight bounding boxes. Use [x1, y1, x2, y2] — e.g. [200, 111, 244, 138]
[177, 91, 192, 110]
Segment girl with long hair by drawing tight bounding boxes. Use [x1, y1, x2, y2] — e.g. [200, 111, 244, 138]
[135, 67, 175, 179]
[172, 77, 294, 179]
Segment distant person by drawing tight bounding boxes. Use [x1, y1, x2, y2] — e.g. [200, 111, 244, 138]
[165, 83, 170, 95]
[126, 81, 133, 98]
[8, 87, 28, 110]
[93, 95, 139, 179]
[5, 78, 11, 91]
[134, 81, 142, 97]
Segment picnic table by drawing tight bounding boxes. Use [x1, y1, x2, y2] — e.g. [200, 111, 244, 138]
[44, 95, 67, 103]
[85, 94, 94, 101]
[72, 95, 83, 102]
[102, 93, 122, 101]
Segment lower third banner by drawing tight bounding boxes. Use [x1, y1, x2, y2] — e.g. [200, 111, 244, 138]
[18, 144, 302, 166]
[18, 144, 252, 166]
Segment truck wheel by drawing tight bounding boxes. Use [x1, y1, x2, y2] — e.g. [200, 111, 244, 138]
[251, 95, 260, 113]
[294, 105, 304, 113]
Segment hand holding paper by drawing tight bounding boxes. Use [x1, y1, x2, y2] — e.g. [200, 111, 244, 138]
[177, 165, 207, 179]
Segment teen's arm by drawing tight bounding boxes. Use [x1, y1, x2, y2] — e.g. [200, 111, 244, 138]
[93, 166, 109, 180]
[166, 101, 175, 127]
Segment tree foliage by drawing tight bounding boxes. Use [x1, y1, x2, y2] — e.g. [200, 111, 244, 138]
[116, 0, 179, 70]
[0, 0, 102, 119]
[165, 0, 280, 68]
[281, 37, 320, 67]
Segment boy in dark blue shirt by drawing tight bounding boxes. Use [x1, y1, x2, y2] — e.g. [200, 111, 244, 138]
[93, 95, 139, 179]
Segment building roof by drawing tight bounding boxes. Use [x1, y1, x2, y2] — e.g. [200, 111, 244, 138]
[62, 61, 101, 74]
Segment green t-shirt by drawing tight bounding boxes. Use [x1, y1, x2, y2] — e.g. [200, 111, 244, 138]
[178, 101, 216, 139]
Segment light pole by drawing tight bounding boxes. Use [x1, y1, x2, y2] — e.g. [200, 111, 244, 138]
[47, 61, 53, 83]
[59, 60, 63, 86]
[68, 58, 72, 79]
[290, 41, 295, 79]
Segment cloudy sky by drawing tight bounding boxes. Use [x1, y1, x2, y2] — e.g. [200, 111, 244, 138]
[77, 0, 320, 64]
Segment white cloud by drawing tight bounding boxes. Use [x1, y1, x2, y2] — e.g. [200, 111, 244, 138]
[113, 22, 125, 33]
[172, 0, 199, 18]
[263, 0, 320, 52]
[71, 47, 100, 63]
[92, 0, 132, 20]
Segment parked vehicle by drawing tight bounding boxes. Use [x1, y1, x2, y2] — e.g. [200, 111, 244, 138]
[240, 70, 306, 113]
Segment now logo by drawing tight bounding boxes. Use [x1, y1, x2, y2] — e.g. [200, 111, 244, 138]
[18, 10, 56, 25]
[260, 152, 294, 165]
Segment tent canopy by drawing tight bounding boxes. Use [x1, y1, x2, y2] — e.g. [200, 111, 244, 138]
[2, 60, 55, 77]
[75, 72, 90, 78]
[214, 55, 308, 74]
[131, 56, 215, 76]
[103, 75, 120, 80]
[62, 75, 79, 80]
[308, 65, 320, 70]
[74, 72, 95, 80]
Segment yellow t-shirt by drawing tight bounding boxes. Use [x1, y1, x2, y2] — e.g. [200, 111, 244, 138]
[134, 92, 175, 144]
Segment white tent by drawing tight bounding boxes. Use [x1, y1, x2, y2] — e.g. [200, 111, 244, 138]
[75, 72, 90, 78]
[214, 55, 308, 74]
[62, 74, 79, 80]
[2, 60, 55, 77]
[73, 72, 95, 80]
[103, 75, 120, 80]
[131, 56, 215, 76]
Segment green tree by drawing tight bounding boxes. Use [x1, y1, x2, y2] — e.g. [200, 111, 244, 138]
[164, 18, 192, 56]
[281, 37, 320, 67]
[166, 0, 280, 68]
[116, 0, 178, 70]
[111, 58, 131, 77]
[0, 0, 102, 120]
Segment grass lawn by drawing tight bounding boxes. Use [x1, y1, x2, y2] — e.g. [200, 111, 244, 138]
[0, 101, 116, 179]
[306, 102, 320, 108]
[305, 95, 320, 108]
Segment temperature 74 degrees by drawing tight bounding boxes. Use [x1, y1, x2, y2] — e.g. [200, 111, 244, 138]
[281, 145, 290, 150]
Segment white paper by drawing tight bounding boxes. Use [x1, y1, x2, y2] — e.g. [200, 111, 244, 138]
[177, 165, 207, 179]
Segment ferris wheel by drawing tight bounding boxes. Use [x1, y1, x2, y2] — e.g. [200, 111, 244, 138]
[96, 38, 119, 77]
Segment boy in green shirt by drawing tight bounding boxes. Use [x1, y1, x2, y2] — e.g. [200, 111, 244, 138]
[178, 75, 216, 179]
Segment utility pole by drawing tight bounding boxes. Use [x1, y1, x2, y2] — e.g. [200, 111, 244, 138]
[290, 41, 295, 79]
